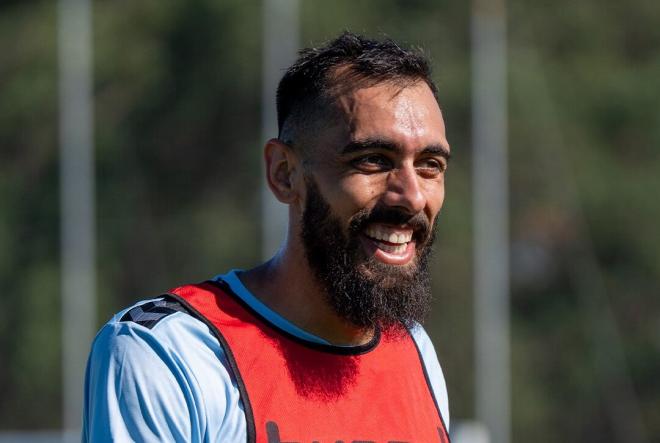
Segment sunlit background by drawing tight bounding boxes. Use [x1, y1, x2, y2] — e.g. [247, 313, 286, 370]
[1, 1, 659, 442]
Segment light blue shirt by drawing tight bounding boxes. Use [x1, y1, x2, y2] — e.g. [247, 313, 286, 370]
[82, 270, 449, 442]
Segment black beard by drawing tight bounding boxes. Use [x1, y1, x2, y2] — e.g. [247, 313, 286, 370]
[300, 176, 436, 332]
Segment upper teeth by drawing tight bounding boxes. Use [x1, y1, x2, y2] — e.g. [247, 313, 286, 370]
[365, 226, 412, 244]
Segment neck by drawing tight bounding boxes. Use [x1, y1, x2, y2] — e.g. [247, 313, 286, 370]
[240, 243, 374, 346]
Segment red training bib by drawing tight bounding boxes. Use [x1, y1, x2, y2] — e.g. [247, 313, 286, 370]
[169, 280, 450, 443]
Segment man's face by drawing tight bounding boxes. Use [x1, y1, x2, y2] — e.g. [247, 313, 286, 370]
[299, 81, 450, 330]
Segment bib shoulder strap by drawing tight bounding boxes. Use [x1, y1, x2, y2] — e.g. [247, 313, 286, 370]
[163, 280, 258, 443]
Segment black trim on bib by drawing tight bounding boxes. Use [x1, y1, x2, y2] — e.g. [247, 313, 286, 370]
[408, 328, 451, 442]
[208, 278, 382, 356]
[162, 291, 257, 443]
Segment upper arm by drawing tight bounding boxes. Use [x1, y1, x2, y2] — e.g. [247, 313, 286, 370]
[410, 324, 450, 430]
[82, 322, 202, 442]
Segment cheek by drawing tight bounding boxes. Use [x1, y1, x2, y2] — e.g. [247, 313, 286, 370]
[424, 180, 446, 215]
[338, 175, 384, 206]
[321, 174, 385, 218]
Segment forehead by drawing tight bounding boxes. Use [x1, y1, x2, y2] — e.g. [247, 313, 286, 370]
[324, 81, 449, 154]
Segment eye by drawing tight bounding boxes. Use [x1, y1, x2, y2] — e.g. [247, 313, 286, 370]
[352, 154, 393, 172]
[415, 158, 446, 177]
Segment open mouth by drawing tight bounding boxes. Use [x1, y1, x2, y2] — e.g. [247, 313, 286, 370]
[361, 223, 416, 265]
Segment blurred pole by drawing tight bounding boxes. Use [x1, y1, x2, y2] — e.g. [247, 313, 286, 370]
[261, 0, 299, 259]
[471, 0, 510, 443]
[452, 421, 491, 443]
[58, 0, 95, 438]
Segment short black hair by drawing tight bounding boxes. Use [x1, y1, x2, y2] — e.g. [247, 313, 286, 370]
[276, 31, 438, 145]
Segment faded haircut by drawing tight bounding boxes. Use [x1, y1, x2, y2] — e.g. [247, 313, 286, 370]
[276, 31, 438, 148]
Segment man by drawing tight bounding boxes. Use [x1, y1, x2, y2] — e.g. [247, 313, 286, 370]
[83, 32, 451, 442]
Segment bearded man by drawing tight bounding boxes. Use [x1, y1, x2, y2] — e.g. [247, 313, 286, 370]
[83, 32, 451, 443]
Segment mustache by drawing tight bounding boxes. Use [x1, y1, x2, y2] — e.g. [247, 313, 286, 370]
[348, 205, 432, 244]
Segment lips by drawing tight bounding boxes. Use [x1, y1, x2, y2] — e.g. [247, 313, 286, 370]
[362, 223, 416, 265]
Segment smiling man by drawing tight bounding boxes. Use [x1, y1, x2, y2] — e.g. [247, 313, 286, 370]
[84, 32, 451, 443]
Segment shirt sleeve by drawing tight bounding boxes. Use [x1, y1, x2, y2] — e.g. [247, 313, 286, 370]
[410, 324, 450, 431]
[82, 319, 206, 443]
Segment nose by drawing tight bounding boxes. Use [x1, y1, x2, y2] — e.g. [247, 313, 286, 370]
[382, 165, 426, 215]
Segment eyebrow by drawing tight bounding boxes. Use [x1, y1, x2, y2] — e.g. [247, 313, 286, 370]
[341, 137, 451, 161]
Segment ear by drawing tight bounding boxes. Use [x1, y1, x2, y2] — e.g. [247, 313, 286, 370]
[264, 138, 302, 204]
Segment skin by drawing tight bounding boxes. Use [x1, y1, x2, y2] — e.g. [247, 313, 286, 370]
[241, 80, 450, 345]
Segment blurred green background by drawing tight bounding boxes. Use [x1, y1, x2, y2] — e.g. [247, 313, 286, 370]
[1, 0, 659, 441]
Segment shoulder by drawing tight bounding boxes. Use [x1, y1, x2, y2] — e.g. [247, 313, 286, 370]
[408, 323, 450, 431]
[91, 297, 226, 373]
[89, 296, 236, 393]
[84, 297, 243, 442]
[408, 323, 440, 363]
[118, 297, 188, 329]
